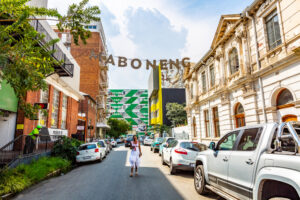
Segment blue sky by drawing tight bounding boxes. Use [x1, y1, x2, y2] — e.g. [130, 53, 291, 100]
[48, 0, 253, 89]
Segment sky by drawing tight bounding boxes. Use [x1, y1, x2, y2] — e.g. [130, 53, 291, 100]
[47, 0, 253, 89]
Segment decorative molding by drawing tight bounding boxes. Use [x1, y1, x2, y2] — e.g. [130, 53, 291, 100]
[257, 0, 276, 16]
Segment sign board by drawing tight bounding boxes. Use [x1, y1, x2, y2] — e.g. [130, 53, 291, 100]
[77, 126, 85, 130]
[48, 128, 68, 137]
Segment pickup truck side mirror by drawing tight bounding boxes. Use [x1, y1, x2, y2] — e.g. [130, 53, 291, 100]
[209, 142, 216, 150]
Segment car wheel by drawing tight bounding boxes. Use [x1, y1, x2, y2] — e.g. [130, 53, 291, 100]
[194, 165, 208, 195]
[162, 153, 167, 165]
[170, 159, 176, 175]
[150, 147, 153, 151]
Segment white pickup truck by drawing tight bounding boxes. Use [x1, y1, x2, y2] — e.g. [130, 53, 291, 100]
[194, 122, 300, 200]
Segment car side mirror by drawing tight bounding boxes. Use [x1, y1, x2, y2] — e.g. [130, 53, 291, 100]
[209, 142, 216, 150]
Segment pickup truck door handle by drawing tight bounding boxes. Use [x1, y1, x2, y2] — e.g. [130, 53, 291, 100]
[246, 159, 254, 165]
[223, 157, 228, 162]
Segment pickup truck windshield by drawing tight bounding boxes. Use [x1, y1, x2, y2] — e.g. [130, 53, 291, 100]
[180, 142, 207, 152]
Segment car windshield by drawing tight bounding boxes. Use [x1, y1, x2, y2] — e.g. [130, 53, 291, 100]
[180, 142, 207, 152]
[98, 141, 105, 147]
[78, 144, 96, 150]
[155, 138, 163, 143]
[166, 138, 175, 143]
[145, 137, 150, 140]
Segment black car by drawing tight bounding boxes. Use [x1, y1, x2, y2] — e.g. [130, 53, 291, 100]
[125, 137, 133, 147]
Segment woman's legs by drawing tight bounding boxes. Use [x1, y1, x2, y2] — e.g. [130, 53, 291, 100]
[130, 167, 134, 177]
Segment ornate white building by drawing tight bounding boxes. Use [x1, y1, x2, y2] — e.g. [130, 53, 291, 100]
[184, 0, 300, 144]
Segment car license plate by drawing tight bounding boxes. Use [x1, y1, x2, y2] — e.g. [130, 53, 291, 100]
[190, 163, 195, 167]
[84, 156, 91, 160]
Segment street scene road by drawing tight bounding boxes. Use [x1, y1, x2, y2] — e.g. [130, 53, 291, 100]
[14, 145, 220, 200]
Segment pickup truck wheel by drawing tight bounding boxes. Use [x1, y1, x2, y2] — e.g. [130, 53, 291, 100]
[162, 154, 167, 165]
[170, 159, 176, 175]
[194, 165, 208, 195]
[150, 147, 153, 151]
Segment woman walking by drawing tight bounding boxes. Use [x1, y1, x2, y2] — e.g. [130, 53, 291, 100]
[129, 135, 142, 177]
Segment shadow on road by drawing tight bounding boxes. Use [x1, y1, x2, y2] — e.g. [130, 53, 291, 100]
[14, 149, 185, 200]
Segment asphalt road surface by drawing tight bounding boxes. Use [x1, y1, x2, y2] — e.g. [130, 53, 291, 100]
[14, 145, 221, 200]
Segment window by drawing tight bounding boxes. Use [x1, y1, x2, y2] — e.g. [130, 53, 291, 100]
[61, 95, 68, 129]
[38, 88, 49, 127]
[237, 128, 263, 151]
[277, 89, 294, 109]
[204, 110, 210, 137]
[266, 10, 282, 50]
[78, 144, 96, 150]
[229, 48, 239, 74]
[235, 103, 246, 128]
[217, 131, 240, 150]
[210, 66, 215, 87]
[51, 89, 60, 128]
[202, 71, 206, 93]
[180, 142, 207, 152]
[212, 107, 220, 138]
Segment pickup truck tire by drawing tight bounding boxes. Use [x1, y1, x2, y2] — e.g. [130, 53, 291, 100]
[150, 147, 153, 151]
[194, 165, 208, 195]
[170, 159, 177, 175]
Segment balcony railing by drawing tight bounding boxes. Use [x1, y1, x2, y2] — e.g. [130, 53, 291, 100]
[29, 19, 74, 77]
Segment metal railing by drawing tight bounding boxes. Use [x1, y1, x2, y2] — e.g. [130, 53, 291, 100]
[276, 122, 300, 153]
[0, 135, 63, 168]
[29, 19, 74, 77]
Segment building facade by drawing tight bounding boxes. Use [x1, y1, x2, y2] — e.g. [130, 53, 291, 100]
[107, 89, 149, 133]
[184, 0, 300, 144]
[13, 0, 83, 143]
[54, 20, 109, 139]
[148, 66, 186, 126]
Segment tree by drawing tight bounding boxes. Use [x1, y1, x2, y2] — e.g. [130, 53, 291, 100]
[0, 0, 100, 118]
[107, 118, 131, 138]
[150, 124, 170, 137]
[166, 102, 187, 127]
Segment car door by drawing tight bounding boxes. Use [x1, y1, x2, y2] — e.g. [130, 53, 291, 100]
[164, 140, 176, 164]
[207, 130, 240, 191]
[227, 127, 264, 200]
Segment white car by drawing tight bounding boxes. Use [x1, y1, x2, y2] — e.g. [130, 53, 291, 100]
[76, 142, 106, 163]
[110, 139, 117, 147]
[162, 140, 207, 175]
[143, 136, 153, 146]
[98, 139, 110, 155]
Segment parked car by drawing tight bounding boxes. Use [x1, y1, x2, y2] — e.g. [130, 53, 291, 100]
[159, 137, 175, 156]
[105, 139, 112, 151]
[99, 139, 110, 155]
[97, 140, 108, 158]
[116, 138, 122, 144]
[110, 139, 117, 147]
[139, 135, 145, 144]
[162, 140, 207, 175]
[76, 142, 105, 163]
[125, 136, 133, 147]
[143, 136, 153, 146]
[194, 122, 300, 200]
[151, 137, 164, 153]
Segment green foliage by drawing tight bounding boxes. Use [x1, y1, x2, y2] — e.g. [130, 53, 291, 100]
[107, 118, 131, 138]
[57, 0, 101, 45]
[150, 124, 170, 136]
[0, 157, 71, 196]
[0, 0, 100, 118]
[166, 102, 187, 127]
[51, 136, 83, 162]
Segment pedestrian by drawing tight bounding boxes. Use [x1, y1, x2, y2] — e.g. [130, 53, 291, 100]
[129, 135, 142, 177]
[23, 125, 42, 154]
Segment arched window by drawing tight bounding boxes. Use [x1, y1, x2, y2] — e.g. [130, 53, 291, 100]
[193, 117, 197, 138]
[276, 89, 294, 109]
[235, 103, 245, 128]
[229, 48, 239, 75]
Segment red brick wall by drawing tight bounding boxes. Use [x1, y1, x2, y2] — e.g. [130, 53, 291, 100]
[71, 32, 102, 100]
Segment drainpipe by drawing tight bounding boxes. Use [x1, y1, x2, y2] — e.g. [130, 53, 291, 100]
[245, 11, 268, 123]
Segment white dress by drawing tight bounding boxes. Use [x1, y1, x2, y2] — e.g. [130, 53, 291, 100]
[129, 141, 140, 168]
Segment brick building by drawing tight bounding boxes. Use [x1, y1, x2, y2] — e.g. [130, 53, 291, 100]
[54, 20, 109, 139]
[13, 0, 83, 142]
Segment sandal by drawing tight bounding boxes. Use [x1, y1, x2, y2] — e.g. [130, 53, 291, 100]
[130, 173, 133, 177]
[135, 172, 138, 176]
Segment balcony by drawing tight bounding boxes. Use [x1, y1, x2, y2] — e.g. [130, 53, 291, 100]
[29, 19, 74, 77]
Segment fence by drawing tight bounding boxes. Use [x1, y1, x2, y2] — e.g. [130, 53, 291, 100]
[0, 135, 63, 168]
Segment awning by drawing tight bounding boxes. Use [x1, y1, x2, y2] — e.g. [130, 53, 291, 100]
[96, 123, 110, 129]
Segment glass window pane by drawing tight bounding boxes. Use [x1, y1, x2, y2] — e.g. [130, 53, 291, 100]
[237, 128, 262, 151]
[38, 89, 49, 127]
[277, 89, 294, 106]
[218, 131, 239, 150]
[51, 89, 60, 128]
